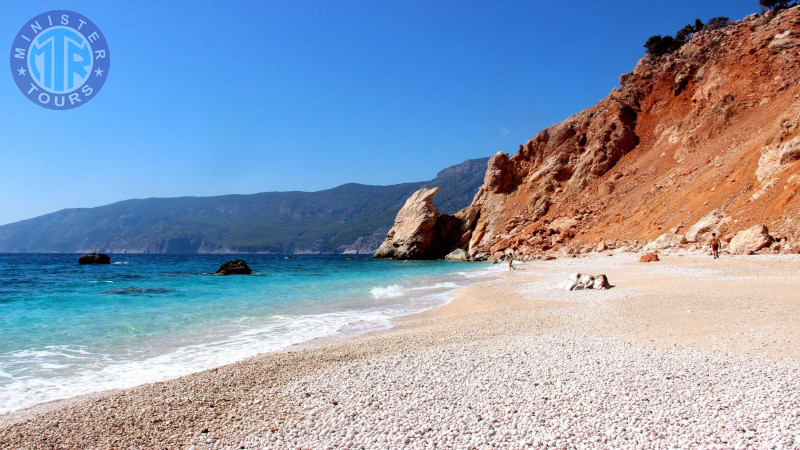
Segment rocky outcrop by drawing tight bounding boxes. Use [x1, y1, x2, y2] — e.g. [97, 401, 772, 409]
[78, 253, 111, 265]
[374, 188, 461, 260]
[216, 260, 252, 275]
[405, 7, 800, 260]
[374, 188, 440, 259]
[728, 225, 772, 255]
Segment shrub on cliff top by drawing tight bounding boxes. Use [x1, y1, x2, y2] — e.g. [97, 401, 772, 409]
[694, 18, 705, 32]
[705, 16, 731, 30]
[675, 24, 694, 43]
[645, 19, 704, 57]
[645, 35, 678, 57]
[760, 0, 798, 9]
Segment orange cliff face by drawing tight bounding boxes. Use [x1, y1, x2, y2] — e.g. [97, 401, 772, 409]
[452, 7, 800, 260]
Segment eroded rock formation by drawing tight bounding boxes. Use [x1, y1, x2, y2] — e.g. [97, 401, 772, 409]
[373, 188, 461, 260]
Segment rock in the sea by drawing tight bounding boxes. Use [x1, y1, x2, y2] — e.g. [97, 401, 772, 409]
[728, 225, 772, 255]
[558, 273, 610, 291]
[643, 233, 687, 251]
[374, 187, 441, 259]
[686, 210, 726, 243]
[639, 252, 660, 263]
[374, 187, 461, 260]
[78, 253, 111, 265]
[216, 259, 252, 275]
[444, 248, 469, 261]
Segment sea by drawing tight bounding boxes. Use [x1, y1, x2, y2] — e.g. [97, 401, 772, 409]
[0, 254, 501, 414]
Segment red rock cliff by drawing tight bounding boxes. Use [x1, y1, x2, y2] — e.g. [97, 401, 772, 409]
[452, 7, 800, 260]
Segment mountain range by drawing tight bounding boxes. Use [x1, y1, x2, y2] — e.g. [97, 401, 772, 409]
[0, 158, 489, 254]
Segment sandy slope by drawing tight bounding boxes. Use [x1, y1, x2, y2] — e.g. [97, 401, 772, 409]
[1, 254, 799, 448]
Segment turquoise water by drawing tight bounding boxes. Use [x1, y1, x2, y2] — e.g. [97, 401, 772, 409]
[0, 254, 498, 413]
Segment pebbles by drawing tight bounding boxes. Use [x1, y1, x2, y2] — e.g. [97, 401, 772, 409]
[247, 333, 800, 448]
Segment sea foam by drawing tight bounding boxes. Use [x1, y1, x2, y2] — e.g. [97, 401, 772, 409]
[0, 254, 501, 414]
[370, 284, 405, 299]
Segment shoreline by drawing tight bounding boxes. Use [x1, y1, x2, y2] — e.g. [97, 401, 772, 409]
[0, 261, 503, 426]
[2, 253, 799, 447]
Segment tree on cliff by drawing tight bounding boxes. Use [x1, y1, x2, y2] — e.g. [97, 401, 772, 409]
[694, 18, 704, 32]
[645, 35, 678, 57]
[759, 0, 797, 9]
[646, 19, 704, 57]
[705, 17, 731, 30]
[675, 20, 703, 44]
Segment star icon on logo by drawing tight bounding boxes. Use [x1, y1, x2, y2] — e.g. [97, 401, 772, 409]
[94, 68, 103, 77]
[17, 67, 26, 76]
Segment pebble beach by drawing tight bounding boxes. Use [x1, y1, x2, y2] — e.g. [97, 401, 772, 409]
[2, 253, 799, 448]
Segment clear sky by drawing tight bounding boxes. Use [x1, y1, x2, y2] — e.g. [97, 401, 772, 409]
[0, 0, 761, 225]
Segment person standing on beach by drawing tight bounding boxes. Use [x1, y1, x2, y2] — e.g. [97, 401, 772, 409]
[508, 253, 516, 270]
[710, 233, 720, 259]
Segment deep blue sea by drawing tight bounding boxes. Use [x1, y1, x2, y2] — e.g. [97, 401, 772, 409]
[0, 254, 499, 414]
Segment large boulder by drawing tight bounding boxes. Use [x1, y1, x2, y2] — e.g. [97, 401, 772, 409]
[643, 233, 687, 251]
[78, 253, 110, 265]
[728, 225, 772, 255]
[639, 252, 659, 263]
[558, 273, 610, 291]
[216, 259, 252, 275]
[686, 209, 726, 243]
[374, 187, 461, 260]
[444, 248, 469, 261]
[548, 217, 579, 233]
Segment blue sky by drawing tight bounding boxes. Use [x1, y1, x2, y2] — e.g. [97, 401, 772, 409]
[1, 0, 761, 225]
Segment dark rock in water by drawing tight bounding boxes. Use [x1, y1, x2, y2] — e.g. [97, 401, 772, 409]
[78, 253, 111, 265]
[216, 259, 252, 275]
[102, 287, 176, 295]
